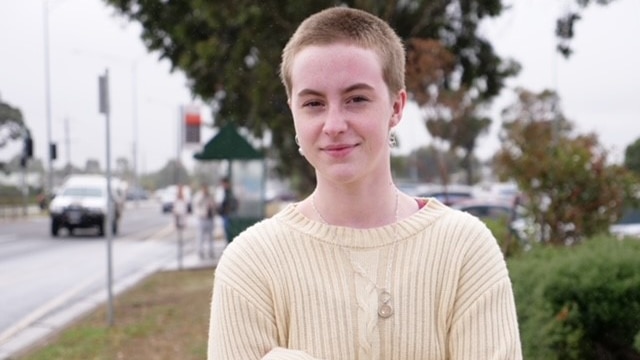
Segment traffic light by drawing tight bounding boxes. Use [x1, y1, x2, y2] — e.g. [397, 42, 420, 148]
[24, 136, 33, 158]
[50, 143, 57, 161]
[183, 106, 201, 144]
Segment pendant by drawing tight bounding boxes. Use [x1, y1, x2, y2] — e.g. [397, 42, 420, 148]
[378, 290, 393, 318]
[378, 303, 393, 318]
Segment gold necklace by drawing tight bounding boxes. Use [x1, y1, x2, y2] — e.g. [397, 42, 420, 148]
[311, 190, 399, 319]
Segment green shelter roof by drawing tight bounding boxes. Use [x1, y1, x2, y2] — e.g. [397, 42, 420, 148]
[193, 124, 263, 161]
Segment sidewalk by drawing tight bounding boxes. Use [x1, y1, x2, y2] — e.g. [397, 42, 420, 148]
[0, 229, 227, 360]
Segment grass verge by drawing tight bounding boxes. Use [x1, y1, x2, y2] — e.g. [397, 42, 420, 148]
[18, 267, 215, 360]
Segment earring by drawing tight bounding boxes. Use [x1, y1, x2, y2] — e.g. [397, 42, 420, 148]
[389, 133, 397, 148]
[295, 135, 304, 156]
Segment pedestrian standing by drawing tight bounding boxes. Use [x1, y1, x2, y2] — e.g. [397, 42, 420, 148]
[172, 184, 188, 231]
[194, 184, 216, 259]
[217, 177, 237, 243]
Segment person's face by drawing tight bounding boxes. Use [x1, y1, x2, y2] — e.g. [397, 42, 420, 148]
[289, 43, 406, 185]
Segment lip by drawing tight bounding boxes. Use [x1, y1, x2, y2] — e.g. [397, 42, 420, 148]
[321, 143, 358, 157]
[323, 143, 353, 151]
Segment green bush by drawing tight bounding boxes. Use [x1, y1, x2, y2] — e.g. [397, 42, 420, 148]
[485, 218, 523, 258]
[508, 236, 640, 359]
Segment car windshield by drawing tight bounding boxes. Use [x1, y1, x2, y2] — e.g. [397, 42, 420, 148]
[62, 187, 103, 197]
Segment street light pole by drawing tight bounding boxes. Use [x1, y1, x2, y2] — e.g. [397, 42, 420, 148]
[43, 0, 53, 194]
[131, 62, 139, 207]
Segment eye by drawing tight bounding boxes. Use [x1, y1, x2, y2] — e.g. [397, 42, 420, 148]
[347, 95, 369, 105]
[302, 100, 324, 108]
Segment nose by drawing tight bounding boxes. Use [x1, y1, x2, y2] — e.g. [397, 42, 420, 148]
[322, 106, 348, 136]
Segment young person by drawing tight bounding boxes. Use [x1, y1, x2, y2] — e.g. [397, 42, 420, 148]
[193, 184, 216, 259]
[172, 184, 188, 231]
[216, 177, 237, 243]
[208, 7, 522, 359]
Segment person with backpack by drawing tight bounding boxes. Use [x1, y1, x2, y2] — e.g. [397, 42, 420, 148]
[217, 177, 237, 243]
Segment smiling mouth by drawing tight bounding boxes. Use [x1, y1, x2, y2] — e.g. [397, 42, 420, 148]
[324, 144, 353, 151]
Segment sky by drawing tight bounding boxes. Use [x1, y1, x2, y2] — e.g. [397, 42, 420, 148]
[1, 0, 639, 175]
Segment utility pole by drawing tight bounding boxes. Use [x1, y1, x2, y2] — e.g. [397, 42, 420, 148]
[43, 0, 54, 195]
[131, 62, 139, 207]
[99, 69, 115, 327]
[64, 117, 71, 175]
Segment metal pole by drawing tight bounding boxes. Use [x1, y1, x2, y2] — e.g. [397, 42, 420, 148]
[43, 0, 53, 195]
[178, 227, 183, 270]
[131, 62, 139, 208]
[100, 69, 115, 327]
[64, 117, 70, 176]
[176, 106, 183, 269]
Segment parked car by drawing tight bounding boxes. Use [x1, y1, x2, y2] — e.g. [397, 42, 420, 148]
[451, 198, 516, 221]
[49, 175, 124, 237]
[452, 198, 533, 244]
[126, 186, 149, 201]
[418, 184, 475, 206]
[610, 207, 640, 239]
[160, 185, 192, 214]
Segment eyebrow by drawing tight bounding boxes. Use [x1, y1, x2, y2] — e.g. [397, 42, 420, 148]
[295, 83, 376, 98]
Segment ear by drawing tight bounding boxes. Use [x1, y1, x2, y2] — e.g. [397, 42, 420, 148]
[389, 89, 407, 128]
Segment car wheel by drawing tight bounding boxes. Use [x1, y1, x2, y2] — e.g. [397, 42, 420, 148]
[68, 227, 75, 236]
[98, 222, 105, 237]
[51, 221, 59, 237]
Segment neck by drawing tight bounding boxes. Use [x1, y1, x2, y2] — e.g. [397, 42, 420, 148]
[311, 185, 399, 228]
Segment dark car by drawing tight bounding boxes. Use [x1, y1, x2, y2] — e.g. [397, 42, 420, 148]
[418, 184, 475, 206]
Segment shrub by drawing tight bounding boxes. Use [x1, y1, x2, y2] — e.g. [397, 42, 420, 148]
[508, 236, 640, 359]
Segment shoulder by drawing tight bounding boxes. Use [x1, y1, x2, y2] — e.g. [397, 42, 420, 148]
[215, 215, 297, 289]
[411, 198, 499, 254]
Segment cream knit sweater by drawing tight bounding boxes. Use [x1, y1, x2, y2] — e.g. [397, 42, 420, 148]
[208, 199, 522, 359]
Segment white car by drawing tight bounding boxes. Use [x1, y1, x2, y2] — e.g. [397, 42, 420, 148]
[49, 175, 123, 237]
[160, 185, 192, 214]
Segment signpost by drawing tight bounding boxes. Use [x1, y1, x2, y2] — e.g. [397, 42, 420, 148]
[99, 69, 114, 327]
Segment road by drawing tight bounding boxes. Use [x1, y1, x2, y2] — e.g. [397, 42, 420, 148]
[0, 199, 214, 358]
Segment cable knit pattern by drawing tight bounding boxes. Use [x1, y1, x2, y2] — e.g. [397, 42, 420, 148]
[208, 199, 523, 359]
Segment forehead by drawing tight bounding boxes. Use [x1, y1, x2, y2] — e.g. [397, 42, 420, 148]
[290, 43, 386, 95]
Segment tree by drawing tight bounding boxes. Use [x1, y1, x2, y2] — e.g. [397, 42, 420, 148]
[0, 95, 26, 149]
[624, 137, 640, 176]
[103, 0, 518, 193]
[555, 0, 619, 57]
[405, 38, 507, 185]
[393, 145, 464, 184]
[495, 88, 638, 245]
[85, 159, 102, 174]
[115, 157, 133, 181]
[422, 92, 492, 185]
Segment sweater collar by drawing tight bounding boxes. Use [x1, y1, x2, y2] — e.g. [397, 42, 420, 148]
[275, 198, 450, 249]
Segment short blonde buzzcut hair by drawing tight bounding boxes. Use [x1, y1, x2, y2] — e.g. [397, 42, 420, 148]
[279, 7, 406, 99]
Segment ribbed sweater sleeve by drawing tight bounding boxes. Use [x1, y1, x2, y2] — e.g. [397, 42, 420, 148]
[207, 199, 522, 359]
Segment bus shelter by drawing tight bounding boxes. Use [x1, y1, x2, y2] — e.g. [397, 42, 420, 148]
[193, 124, 265, 240]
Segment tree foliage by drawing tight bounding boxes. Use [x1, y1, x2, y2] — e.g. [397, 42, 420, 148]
[103, 0, 517, 193]
[392, 145, 464, 184]
[624, 137, 640, 176]
[556, 0, 619, 57]
[0, 95, 26, 148]
[495, 88, 639, 245]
